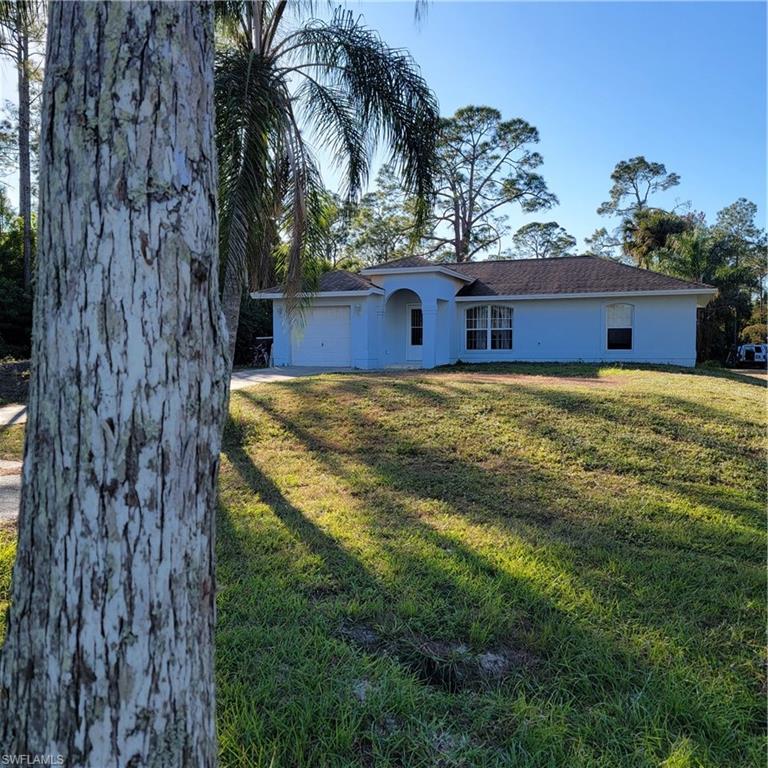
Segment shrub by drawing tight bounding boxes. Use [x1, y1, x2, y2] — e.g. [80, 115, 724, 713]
[740, 323, 767, 344]
[0, 277, 32, 359]
[234, 295, 273, 367]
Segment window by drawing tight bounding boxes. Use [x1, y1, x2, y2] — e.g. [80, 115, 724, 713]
[410, 307, 423, 346]
[491, 306, 513, 350]
[606, 303, 633, 350]
[466, 306, 488, 349]
[465, 305, 513, 350]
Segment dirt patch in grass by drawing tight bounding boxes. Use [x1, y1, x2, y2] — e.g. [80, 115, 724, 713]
[363, 368, 623, 388]
[339, 620, 382, 650]
[401, 638, 538, 692]
[440, 372, 623, 387]
[340, 621, 538, 692]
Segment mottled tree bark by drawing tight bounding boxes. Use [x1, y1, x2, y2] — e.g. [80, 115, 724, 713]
[0, 3, 227, 766]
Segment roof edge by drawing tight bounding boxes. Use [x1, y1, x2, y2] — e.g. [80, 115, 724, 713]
[251, 288, 384, 299]
[455, 288, 718, 301]
[359, 264, 474, 282]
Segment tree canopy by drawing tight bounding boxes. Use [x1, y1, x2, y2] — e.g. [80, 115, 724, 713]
[421, 106, 556, 262]
[597, 156, 680, 217]
[621, 208, 697, 269]
[583, 227, 622, 260]
[511, 221, 576, 259]
[344, 164, 417, 266]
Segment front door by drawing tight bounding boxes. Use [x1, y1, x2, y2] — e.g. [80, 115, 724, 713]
[406, 304, 423, 362]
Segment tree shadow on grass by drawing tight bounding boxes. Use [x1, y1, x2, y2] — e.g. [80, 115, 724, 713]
[221, 438, 382, 595]
[392, 374, 761, 460]
[225, 390, 763, 763]
[503, 382, 765, 514]
[248, 378, 765, 549]
[236, 380, 765, 740]
[237, 386, 762, 641]
[358, 375, 764, 534]
[433, 361, 768, 389]
[224, 403, 643, 690]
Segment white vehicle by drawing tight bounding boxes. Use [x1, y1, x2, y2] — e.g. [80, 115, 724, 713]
[734, 343, 767, 366]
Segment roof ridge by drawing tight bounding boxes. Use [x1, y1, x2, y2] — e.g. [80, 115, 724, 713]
[449, 256, 711, 289]
[588, 255, 712, 288]
[257, 257, 715, 296]
[446, 255, 595, 267]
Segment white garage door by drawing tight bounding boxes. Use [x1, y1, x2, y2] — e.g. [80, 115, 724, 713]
[291, 306, 351, 366]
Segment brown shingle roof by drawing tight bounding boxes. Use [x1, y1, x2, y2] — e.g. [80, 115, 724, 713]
[316, 270, 381, 292]
[450, 256, 714, 296]
[258, 256, 715, 297]
[257, 270, 380, 294]
[362, 255, 434, 269]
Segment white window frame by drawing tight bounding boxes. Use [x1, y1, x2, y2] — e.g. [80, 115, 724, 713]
[605, 302, 634, 352]
[464, 304, 513, 351]
[407, 303, 423, 348]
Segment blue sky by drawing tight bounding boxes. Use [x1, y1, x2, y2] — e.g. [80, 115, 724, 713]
[332, 0, 767, 251]
[0, 2, 764, 254]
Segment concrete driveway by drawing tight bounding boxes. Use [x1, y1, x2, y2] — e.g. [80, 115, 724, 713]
[230, 366, 345, 391]
[0, 367, 346, 429]
[729, 368, 767, 381]
[0, 367, 345, 524]
[0, 460, 22, 525]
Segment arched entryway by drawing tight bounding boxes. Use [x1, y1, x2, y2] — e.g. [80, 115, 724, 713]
[382, 288, 422, 367]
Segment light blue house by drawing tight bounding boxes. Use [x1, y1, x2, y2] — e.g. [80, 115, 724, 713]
[254, 256, 716, 369]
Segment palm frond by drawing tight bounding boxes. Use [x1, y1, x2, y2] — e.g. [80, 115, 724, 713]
[215, 2, 439, 330]
[215, 46, 285, 291]
[293, 77, 366, 199]
[276, 8, 439, 233]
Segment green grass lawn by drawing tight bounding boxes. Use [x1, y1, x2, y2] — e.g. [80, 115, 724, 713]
[0, 365, 765, 767]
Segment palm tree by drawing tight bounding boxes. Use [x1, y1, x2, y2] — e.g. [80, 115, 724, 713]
[214, 1, 439, 368]
[620, 208, 692, 269]
[661, 228, 715, 283]
[660, 227, 759, 349]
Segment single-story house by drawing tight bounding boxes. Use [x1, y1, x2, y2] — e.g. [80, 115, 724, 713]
[254, 255, 717, 369]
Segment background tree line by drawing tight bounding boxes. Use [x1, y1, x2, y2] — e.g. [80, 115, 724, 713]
[313, 150, 766, 362]
[0, 0, 42, 359]
[0, 8, 764, 368]
[583, 157, 767, 359]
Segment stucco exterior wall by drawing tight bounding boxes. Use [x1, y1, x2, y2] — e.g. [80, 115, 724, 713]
[453, 294, 699, 366]
[272, 295, 379, 369]
[270, 284, 702, 370]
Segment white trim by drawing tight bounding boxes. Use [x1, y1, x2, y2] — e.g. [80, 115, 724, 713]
[359, 265, 474, 282]
[455, 288, 717, 302]
[406, 302, 423, 361]
[251, 288, 383, 299]
[463, 303, 514, 353]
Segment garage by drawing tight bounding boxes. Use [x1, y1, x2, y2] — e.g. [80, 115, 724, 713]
[291, 306, 351, 366]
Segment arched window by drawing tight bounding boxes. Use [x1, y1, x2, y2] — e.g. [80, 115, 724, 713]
[465, 305, 513, 350]
[606, 303, 633, 350]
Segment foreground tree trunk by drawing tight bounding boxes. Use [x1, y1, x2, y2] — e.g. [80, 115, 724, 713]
[0, 3, 227, 765]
